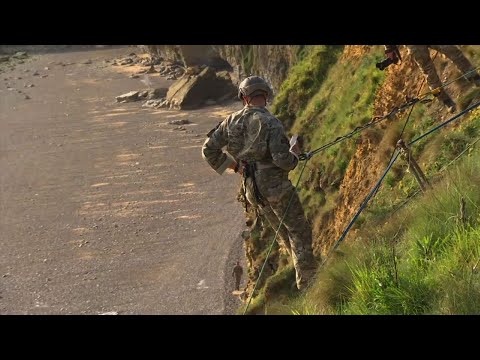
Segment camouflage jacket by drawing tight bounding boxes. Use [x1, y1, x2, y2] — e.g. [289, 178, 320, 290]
[202, 105, 298, 175]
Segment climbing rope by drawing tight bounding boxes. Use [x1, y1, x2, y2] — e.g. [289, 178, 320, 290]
[298, 97, 426, 160]
[417, 65, 480, 100]
[299, 64, 480, 161]
[400, 51, 438, 137]
[409, 100, 480, 145]
[242, 64, 480, 314]
[440, 136, 480, 172]
[326, 151, 401, 257]
[371, 52, 437, 199]
[242, 158, 310, 315]
[325, 99, 480, 261]
[391, 136, 480, 216]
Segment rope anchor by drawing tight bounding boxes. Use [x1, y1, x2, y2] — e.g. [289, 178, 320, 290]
[396, 139, 431, 192]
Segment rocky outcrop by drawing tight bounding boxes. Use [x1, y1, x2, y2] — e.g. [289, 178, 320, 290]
[140, 45, 303, 93]
[115, 91, 140, 103]
[116, 88, 168, 103]
[214, 45, 301, 93]
[166, 66, 236, 109]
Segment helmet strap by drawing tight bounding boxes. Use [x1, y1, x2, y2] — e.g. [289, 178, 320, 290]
[243, 94, 266, 106]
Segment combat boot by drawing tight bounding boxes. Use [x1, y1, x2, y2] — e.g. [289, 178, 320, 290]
[470, 73, 480, 87]
[435, 90, 457, 114]
[442, 97, 457, 114]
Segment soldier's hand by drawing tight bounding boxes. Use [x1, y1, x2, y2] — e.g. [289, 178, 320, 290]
[290, 143, 301, 156]
[228, 161, 243, 175]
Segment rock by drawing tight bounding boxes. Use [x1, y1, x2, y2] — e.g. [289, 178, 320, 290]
[16, 77, 22, 80]
[138, 90, 149, 98]
[173, 126, 186, 131]
[27, 84, 34, 88]
[130, 74, 140, 79]
[166, 66, 236, 110]
[185, 66, 201, 76]
[119, 58, 133, 66]
[12, 51, 27, 59]
[168, 119, 191, 125]
[17, 60, 24, 64]
[150, 57, 162, 65]
[146, 65, 157, 74]
[41, 74, 48, 78]
[147, 87, 168, 100]
[33, 71, 40, 76]
[216, 70, 231, 82]
[0, 55, 10, 63]
[44, 67, 49, 70]
[128, 53, 137, 57]
[82, 59, 92, 65]
[115, 91, 140, 103]
[24, 95, 30, 100]
[142, 100, 162, 108]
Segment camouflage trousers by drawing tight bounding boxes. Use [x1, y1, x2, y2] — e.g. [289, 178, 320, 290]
[244, 173, 317, 290]
[407, 45, 476, 102]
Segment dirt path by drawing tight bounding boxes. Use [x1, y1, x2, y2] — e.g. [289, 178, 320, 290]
[0, 46, 246, 314]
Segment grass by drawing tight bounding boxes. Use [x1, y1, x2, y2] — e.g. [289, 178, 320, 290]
[286, 46, 386, 215]
[247, 145, 480, 315]
[241, 265, 297, 315]
[240, 46, 480, 315]
[368, 107, 480, 216]
[241, 46, 254, 76]
[288, 150, 480, 314]
[271, 45, 344, 130]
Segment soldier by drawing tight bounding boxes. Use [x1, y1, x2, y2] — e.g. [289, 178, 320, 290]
[202, 76, 317, 290]
[384, 45, 480, 113]
[232, 261, 243, 291]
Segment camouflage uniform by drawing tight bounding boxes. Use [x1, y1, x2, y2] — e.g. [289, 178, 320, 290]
[404, 45, 480, 111]
[202, 99, 317, 290]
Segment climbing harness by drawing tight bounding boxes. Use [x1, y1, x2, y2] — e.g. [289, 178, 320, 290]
[240, 161, 266, 212]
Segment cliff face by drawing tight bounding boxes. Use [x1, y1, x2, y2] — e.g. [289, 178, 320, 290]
[141, 45, 302, 93]
[141, 45, 480, 307]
